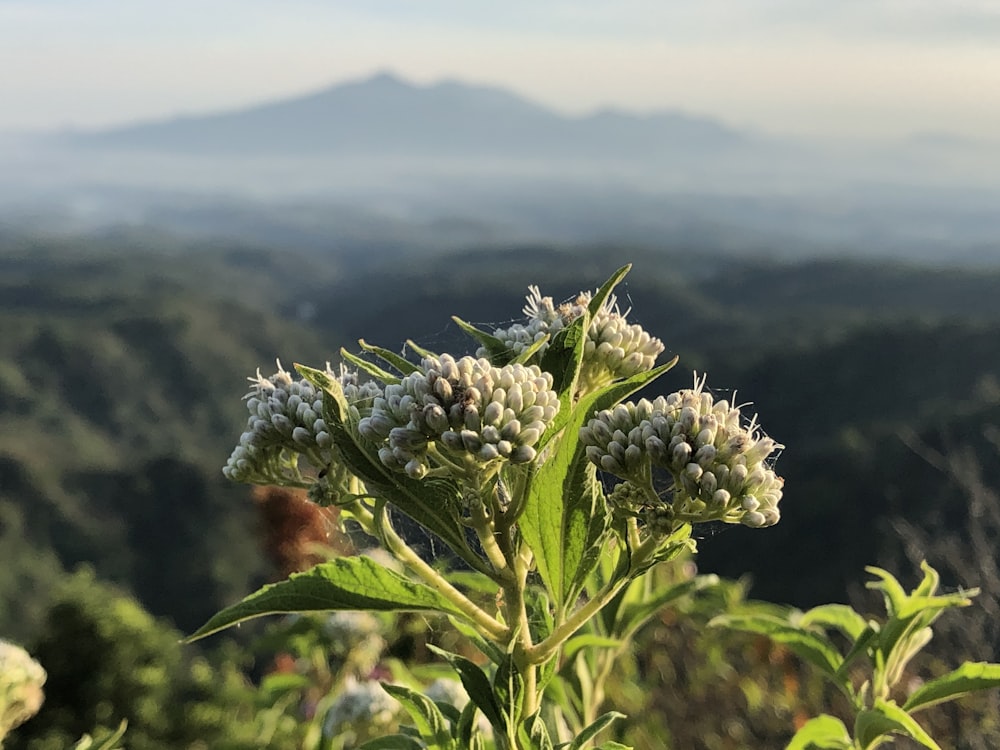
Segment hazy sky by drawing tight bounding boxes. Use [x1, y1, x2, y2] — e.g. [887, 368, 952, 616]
[2, 0, 1000, 138]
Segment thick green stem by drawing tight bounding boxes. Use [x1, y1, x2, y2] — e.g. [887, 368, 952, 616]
[373, 503, 509, 641]
[470, 498, 515, 583]
[494, 503, 540, 727]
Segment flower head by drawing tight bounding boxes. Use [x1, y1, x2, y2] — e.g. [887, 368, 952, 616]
[580, 374, 784, 528]
[358, 354, 559, 478]
[482, 285, 664, 395]
[223, 362, 379, 491]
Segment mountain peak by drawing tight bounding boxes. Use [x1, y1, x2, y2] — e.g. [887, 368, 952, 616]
[362, 70, 411, 89]
[71, 72, 747, 159]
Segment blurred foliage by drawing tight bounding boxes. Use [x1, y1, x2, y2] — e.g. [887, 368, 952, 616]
[5, 568, 283, 750]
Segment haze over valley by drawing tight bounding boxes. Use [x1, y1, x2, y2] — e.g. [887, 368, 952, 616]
[3, 72, 999, 265]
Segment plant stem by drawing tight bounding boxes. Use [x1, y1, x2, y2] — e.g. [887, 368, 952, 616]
[470, 497, 515, 583]
[525, 529, 667, 665]
[373, 502, 509, 641]
[524, 577, 630, 665]
[495, 503, 540, 726]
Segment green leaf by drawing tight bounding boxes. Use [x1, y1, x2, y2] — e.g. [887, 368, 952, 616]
[297, 363, 351, 421]
[855, 700, 940, 750]
[560, 466, 605, 604]
[519, 712, 554, 750]
[340, 347, 402, 384]
[912, 560, 941, 599]
[427, 645, 506, 739]
[895, 593, 974, 621]
[836, 624, 879, 681]
[452, 316, 512, 363]
[512, 333, 550, 365]
[799, 604, 869, 641]
[542, 313, 588, 394]
[519, 364, 674, 607]
[562, 634, 626, 662]
[883, 626, 932, 689]
[568, 711, 626, 750]
[457, 701, 479, 748]
[785, 715, 852, 750]
[359, 339, 422, 374]
[188, 557, 466, 640]
[903, 661, 1000, 713]
[357, 735, 427, 750]
[710, 612, 844, 679]
[587, 265, 631, 319]
[382, 683, 453, 749]
[616, 575, 719, 640]
[445, 616, 506, 665]
[594, 743, 632, 750]
[406, 339, 438, 359]
[71, 721, 128, 750]
[494, 652, 525, 727]
[565, 496, 615, 605]
[865, 566, 909, 617]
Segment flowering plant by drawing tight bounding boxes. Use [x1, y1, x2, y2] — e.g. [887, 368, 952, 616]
[196, 265, 999, 748]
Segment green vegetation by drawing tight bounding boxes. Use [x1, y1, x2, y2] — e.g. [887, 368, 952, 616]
[2, 230, 999, 746]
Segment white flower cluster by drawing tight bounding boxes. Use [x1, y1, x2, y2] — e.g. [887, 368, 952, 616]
[579, 377, 784, 528]
[481, 286, 664, 393]
[323, 678, 399, 738]
[358, 354, 559, 478]
[1, 640, 46, 739]
[223, 362, 379, 486]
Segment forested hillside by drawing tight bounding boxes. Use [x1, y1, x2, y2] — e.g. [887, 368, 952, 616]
[3, 234, 999, 638]
[3, 231, 1000, 746]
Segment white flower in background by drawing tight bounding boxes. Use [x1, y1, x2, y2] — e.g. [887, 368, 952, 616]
[0, 640, 46, 740]
[323, 678, 399, 738]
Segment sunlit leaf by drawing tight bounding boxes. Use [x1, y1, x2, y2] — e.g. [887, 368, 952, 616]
[855, 700, 939, 750]
[903, 661, 1000, 713]
[188, 557, 466, 640]
[358, 338, 421, 374]
[518, 363, 674, 606]
[785, 714, 852, 749]
[799, 604, 869, 641]
[340, 347, 401, 384]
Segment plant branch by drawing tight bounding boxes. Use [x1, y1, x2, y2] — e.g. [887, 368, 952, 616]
[373, 502, 508, 641]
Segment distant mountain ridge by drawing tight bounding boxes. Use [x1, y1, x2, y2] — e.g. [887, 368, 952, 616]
[70, 71, 749, 159]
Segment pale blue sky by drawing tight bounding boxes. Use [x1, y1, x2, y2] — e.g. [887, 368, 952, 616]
[2, 0, 999, 138]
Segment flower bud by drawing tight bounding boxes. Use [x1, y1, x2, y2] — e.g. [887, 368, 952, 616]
[510, 445, 536, 463]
